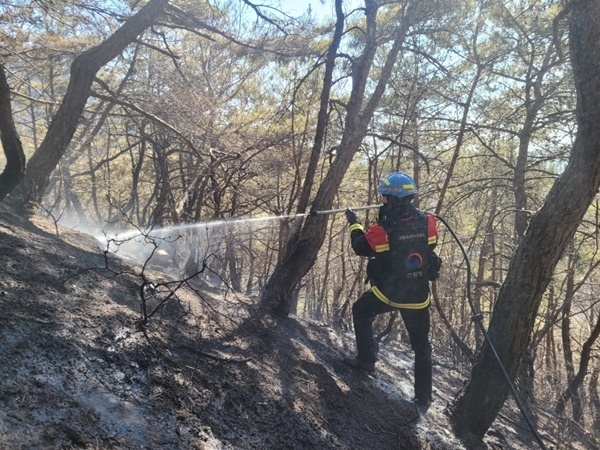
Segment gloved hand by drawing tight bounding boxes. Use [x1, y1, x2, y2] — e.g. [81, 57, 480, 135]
[427, 251, 442, 281]
[377, 203, 388, 223]
[345, 208, 358, 224]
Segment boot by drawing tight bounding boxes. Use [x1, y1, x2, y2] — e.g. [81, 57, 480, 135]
[343, 357, 375, 373]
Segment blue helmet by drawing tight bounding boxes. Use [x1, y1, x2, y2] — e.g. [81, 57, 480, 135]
[378, 172, 418, 198]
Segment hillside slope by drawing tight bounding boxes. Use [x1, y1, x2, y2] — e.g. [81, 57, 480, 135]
[0, 198, 579, 450]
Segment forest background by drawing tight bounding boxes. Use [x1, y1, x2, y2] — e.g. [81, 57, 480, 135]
[1, 0, 599, 447]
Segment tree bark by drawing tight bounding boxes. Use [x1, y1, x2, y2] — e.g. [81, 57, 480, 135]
[0, 64, 25, 202]
[13, 0, 168, 208]
[450, 0, 600, 441]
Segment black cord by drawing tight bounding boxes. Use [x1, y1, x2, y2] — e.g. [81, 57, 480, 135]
[434, 214, 549, 450]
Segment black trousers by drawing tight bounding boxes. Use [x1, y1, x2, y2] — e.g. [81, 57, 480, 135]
[352, 290, 432, 403]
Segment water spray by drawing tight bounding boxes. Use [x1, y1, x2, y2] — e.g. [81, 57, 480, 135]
[108, 205, 381, 241]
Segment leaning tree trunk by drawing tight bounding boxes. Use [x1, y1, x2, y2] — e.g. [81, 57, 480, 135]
[12, 0, 168, 209]
[450, 0, 600, 441]
[261, 0, 417, 317]
[0, 64, 25, 202]
[285, 0, 344, 251]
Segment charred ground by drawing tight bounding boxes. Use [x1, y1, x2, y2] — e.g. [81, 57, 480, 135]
[0, 198, 590, 449]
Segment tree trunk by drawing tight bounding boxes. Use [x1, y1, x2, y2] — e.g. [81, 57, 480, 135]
[544, 288, 558, 386]
[286, 0, 344, 251]
[61, 164, 89, 227]
[555, 241, 583, 418]
[473, 191, 497, 349]
[450, 0, 600, 441]
[430, 41, 483, 359]
[590, 368, 600, 445]
[0, 64, 25, 202]
[435, 62, 483, 216]
[261, 0, 416, 317]
[13, 0, 168, 208]
[513, 26, 560, 240]
[150, 145, 172, 227]
[245, 233, 256, 296]
[555, 312, 600, 420]
[511, 25, 563, 407]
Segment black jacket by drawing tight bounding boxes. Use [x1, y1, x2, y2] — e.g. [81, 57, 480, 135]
[349, 203, 440, 306]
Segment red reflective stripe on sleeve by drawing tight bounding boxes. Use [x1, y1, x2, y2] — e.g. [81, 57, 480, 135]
[427, 214, 438, 245]
[365, 224, 389, 252]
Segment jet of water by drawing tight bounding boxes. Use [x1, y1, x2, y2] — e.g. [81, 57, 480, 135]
[103, 204, 381, 242]
[109, 212, 308, 241]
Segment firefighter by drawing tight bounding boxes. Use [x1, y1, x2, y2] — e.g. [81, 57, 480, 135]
[343, 172, 442, 406]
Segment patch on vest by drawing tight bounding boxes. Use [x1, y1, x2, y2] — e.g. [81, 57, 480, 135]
[405, 253, 423, 270]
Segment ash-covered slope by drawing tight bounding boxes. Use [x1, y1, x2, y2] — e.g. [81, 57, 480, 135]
[0, 200, 578, 449]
